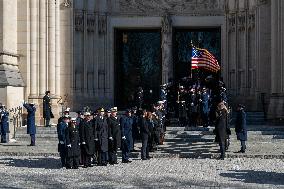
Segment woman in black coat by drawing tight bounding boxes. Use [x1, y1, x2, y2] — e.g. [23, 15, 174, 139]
[215, 102, 228, 160]
[66, 118, 81, 169]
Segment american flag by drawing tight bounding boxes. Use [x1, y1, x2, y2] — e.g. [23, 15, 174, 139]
[191, 46, 220, 72]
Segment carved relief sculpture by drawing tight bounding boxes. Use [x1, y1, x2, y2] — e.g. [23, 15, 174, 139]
[228, 13, 236, 33]
[238, 12, 246, 31]
[118, 0, 224, 14]
[248, 13, 255, 30]
[87, 14, 96, 33]
[75, 11, 84, 32]
[98, 15, 107, 35]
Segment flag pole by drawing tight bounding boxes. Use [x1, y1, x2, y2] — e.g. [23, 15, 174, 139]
[190, 40, 193, 79]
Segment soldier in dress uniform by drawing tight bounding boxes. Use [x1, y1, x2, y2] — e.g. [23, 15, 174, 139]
[76, 111, 84, 129]
[94, 108, 109, 166]
[120, 109, 133, 163]
[131, 106, 139, 151]
[107, 107, 121, 165]
[23, 102, 36, 146]
[135, 87, 144, 109]
[188, 88, 198, 127]
[58, 108, 70, 124]
[57, 115, 70, 167]
[43, 91, 54, 127]
[0, 105, 9, 143]
[65, 118, 81, 169]
[79, 112, 96, 168]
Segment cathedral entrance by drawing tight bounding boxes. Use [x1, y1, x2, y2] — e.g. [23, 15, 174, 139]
[114, 29, 162, 109]
[173, 28, 221, 83]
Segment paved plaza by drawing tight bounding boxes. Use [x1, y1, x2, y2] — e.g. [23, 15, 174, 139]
[0, 156, 283, 189]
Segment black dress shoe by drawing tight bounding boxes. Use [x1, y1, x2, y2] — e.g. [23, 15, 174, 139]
[141, 158, 148, 160]
[146, 156, 152, 159]
[83, 165, 88, 168]
[122, 160, 132, 163]
[88, 165, 94, 167]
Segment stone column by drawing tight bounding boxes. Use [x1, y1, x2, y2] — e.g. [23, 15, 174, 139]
[48, 0, 56, 95]
[39, 0, 47, 96]
[161, 14, 173, 84]
[30, 0, 38, 97]
[55, 0, 61, 97]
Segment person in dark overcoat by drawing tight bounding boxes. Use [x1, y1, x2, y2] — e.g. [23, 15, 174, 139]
[131, 107, 139, 151]
[57, 115, 70, 167]
[0, 105, 9, 143]
[65, 118, 81, 169]
[94, 108, 109, 166]
[188, 88, 198, 127]
[23, 102, 36, 146]
[79, 112, 96, 168]
[43, 91, 54, 127]
[235, 104, 247, 153]
[120, 110, 133, 163]
[200, 88, 210, 127]
[140, 111, 150, 160]
[177, 86, 187, 127]
[215, 102, 228, 160]
[107, 107, 121, 164]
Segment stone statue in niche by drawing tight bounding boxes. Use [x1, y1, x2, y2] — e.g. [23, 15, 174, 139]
[248, 13, 255, 30]
[238, 13, 246, 31]
[98, 15, 107, 35]
[228, 14, 236, 33]
[87, 14, 96, 33]
[75, 12, 84, 32]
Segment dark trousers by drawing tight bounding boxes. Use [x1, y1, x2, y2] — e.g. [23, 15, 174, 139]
[66, 156, 79, 169]
[141, 135, 149, 159]
[201, 112, 209, 126]
[82, 153, 92, 166]
[30, 134, 35, 145]
[1, 133, 7, 143]
[45, 118, 50, 127]
[100, 151, 108, 164]
[241, 140, 246, 151]
[219, 142, 225, 158]
[122, 140, 130, 161]
[59, 144, 66, 167]
[108, 146, 118, 164]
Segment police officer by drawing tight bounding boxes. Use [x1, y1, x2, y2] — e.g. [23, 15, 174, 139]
[65, 118, 81, 169]
[57, 115, 70, 167]
[120, 109, 133, 163]
[107, 107, 121, 165]
[235, 104, 247, 153]
[23, 102, 36, 146]
[94, 108, 109, 166]
[0, 105, 9, 143]
[43, 91, 54, 127]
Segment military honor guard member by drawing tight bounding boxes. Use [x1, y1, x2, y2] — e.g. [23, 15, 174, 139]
[65, 118, 81, 169]
[57, 115, 70, 167]
[94, 108, 109, 166]
[43, 91, 54, 127]
[120, 109, 133, 163]
[107, 107, 121, 165]
[79, 112, 96, 168]
[23, 102, 37, 146]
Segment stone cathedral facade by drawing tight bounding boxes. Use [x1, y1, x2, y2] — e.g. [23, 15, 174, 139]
[0, 0, 283, 124]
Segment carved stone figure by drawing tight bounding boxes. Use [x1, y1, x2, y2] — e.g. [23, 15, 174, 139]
[98, 15, 107, 35]
[75, 11, 84, 32]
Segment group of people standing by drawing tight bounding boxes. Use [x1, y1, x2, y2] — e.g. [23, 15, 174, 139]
[56, 103, 166, 169]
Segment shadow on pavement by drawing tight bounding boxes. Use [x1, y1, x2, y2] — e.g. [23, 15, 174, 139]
[0, 157, 61, 169]
[220, 170, 284, 185]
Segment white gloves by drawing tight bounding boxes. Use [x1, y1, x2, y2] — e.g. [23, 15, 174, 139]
[59, 141, 64, 144]
[122, 136, 126, 140]
[95, 138, 98, 141]
[67, 144, 71, 148]
[82, 142, 86, 145]
[109, 137, 113, 140]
